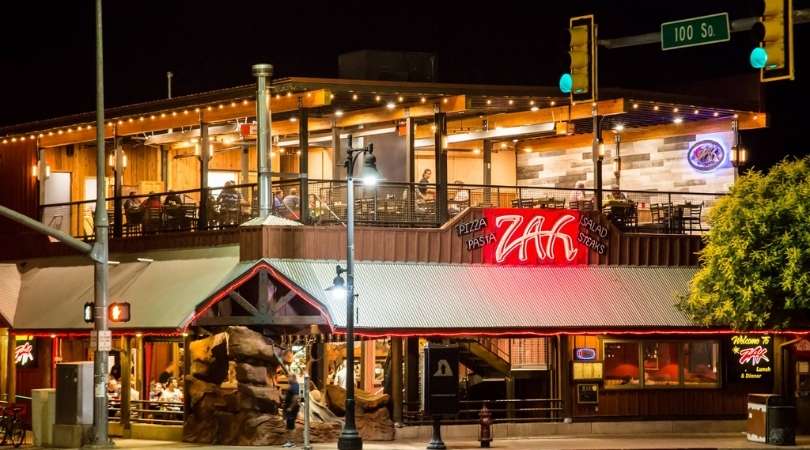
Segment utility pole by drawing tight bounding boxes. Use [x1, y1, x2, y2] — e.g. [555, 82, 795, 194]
[167, 71, 173, 99]
[92, 0, 111, 445]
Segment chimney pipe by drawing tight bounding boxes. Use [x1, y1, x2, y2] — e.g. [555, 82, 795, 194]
[253, 63, 273, 218]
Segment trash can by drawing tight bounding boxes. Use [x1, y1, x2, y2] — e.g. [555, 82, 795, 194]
[747, 394, 796, 445]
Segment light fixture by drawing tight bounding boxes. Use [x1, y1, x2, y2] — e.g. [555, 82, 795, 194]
[242, 100, 249, 105]
[193, 108, 199, 114]
[296, 150, 301, 156]
[512, 138, 518, 143]
[386, 101, 396, 110]
[486, 99, 492, 105]
[523, 147, 532, 153]
[352, 94, 358, 101]
[19, 136, 25, 141]
[633, 103, 639, 109]
[290, 115, 298, 122]
[330, 93, 335, 100]
[598, 143, 606, 158]
[68, 127, 75, 132]
[529, 100, 535, 106]
[58, 130, 63, 135]
[694, 109, 700, 114]
[508, 99, 514, 105]
[398, 96, 404, 102]
[230, 101, 236, 107]
[48, 132, 53, 136]
[673, 107, 679, 113]
[335, 109, 344, 117]
[442, 98, 448, 104]
[733, 113, 739, 119]
[31, 164, 37, 177]
[150, 114, 156, 120]
[38, 133, 43, 138]
[161, 112, 167, 118]
[128, 117, 134, 122]
[218, 104, 224, 109]
[473, 148, 481, 154]
[325, 266, 347, 302]
[420, 97, 426, 103]
[361, 150, 381, 186]
[753, 114, 759, 120]
[550, 101, 556, 106]
[613, 124, 625, 132]
[500, 142, 507, 149]
[673, 117, 683, 124]
[139, 116, 144, 121]
[375, 95, 381, 102]
[713, 111, 719, 117]
[531, 106, 539, 112]
[287, 92, 292, 98]
[653, 105, 660, 111]
[207, 106, 212, 111]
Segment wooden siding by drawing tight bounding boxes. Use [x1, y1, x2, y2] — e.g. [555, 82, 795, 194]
[0, 140, 38, 232]
[241, 208, 703, 266]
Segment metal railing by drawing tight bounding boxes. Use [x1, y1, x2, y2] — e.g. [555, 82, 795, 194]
[37, 178, 726, 238]
[402, 397, 563, 425]
[108, 399, 183, 425]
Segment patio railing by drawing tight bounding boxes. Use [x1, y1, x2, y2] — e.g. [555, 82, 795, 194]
[38, 179, 725, 239]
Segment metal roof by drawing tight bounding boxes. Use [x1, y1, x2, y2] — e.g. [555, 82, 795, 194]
[266, 259, 699, 331]
[4, 246, 240, 331]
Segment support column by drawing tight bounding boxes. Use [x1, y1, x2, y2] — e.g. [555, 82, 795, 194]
[483, 139, 493, 206]
[390, 337, 403, 424]
[559, 335, 572, 419]
[298, 104, 309, 223]
[183, 333, 192, 423]
[405, 114, 416, 184]
[0, 329, 8, 401]
[160, 145, 169, 186]
[198, 117, 209, 230]
[362, 340, 375, 393]
[135, 335, 145, 396]
[6, 331, 15, 403]
[112, 138, 123, 239]
[404, 337, 420, 420]
[434, 111, 448, 224]
[240, 144, 250, 211]
[592, 105, 603, 211]
[505, 376, 515, 419]
[253, 64, 273, 218]
[120, 336, 132, 437]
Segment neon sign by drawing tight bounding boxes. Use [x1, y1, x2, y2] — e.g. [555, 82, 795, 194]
[14, 337, 36, 367]
[574, 347, 597, 361]
[482, 208, 587, 265]
[687, 140, 725, 172]
[729, 334, 772, 382]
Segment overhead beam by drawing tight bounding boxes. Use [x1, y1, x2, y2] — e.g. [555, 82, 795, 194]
[335, 96, 467, 128]
[229, 291, 259, 316]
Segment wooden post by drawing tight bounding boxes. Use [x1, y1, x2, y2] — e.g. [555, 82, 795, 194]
[505, 376, 515, 419]
[319, 341, 330, 390]
[391, 337, 403, 424]
[0, 329, 8, 401]
[120, 336, 132, 436]
[135, 334, 144, 399]
[198, 116, 210, 230]
[183, 332, 193, 423]
[42, 337, 53, 389]
[483, 139, 492, 205]
[434, 111, 448, 224]
[404, 337, 420, 419]
[6, 331, 15, 403]
[362, 340, 375, 393]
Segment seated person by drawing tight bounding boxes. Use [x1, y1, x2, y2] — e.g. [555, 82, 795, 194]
[273, 189, 285, 213]
[448, 181, 469, 215]
[282, 188, 300, 218]
[217, 181, 243, 224]
[607, 186, 628, 202]
[142, 192, 162, 209]
[569, 182, 594, 209]
[124, 191, 141, 212]
[159, 377, 183, 404]
[164, 190, 182, 207]
[417, 169, 433, 200]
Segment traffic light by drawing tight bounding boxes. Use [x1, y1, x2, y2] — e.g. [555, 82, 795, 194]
[109, 302, 131, 323]
[750, 0, 794, 81]
[83, 302, 94, 323]
[563, 15, 596, 103]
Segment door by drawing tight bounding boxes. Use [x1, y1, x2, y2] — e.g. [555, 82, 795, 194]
[42, 172, 71, 239]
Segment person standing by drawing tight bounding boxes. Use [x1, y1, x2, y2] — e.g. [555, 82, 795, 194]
[282, 373, 301, 448]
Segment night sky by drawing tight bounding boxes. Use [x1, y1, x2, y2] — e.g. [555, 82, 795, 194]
[1, 0, 807, 170]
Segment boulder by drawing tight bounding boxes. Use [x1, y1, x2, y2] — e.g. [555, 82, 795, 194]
[325, 384, 390, 415]
[238, 382, 281, 413]
[185, 375, 216, 408]
[227, 326, 278, 363]
[189, 333, 228, 383]
[183, 413, 218, 443]
[356, 407, 395, 441]
[238, 414, 287, 446]
[235, 362, 268, 385]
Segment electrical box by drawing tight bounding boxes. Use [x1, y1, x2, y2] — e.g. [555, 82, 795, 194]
[55, 362, 94, 425]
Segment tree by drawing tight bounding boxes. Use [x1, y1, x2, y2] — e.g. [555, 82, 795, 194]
[679, 157, 810, 329]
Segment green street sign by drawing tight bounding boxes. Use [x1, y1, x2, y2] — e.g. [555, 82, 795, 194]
[661, 13, 730, 51]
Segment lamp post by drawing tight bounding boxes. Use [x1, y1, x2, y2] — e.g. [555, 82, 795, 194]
[327, 136, 380, 450]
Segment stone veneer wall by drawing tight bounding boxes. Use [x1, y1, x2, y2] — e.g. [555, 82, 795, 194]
[517, 131, 735, 194]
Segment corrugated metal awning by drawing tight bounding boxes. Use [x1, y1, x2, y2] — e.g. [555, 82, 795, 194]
[265, 259, 700, 332]
[6, 246, 241, 331]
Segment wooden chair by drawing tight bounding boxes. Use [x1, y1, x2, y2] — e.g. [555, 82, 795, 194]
[680, 203, 703, 234]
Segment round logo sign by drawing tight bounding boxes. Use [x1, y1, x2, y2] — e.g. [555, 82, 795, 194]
[687, 140, 725, 172]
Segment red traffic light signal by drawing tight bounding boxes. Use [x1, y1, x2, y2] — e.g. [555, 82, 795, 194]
[108, 302, 131, 322]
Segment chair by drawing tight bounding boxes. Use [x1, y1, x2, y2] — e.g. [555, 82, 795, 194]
[650, 203, 674, 233]
[510, 198, 534, 208]
[570, 200, 594, 211]
[143, 207, 163, 234]
[680, 203, 703, 234]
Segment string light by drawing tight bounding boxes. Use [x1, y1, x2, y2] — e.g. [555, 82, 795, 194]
[694, 109, 700, 114]
[19, 136, 25, 141]
[69, 127, 75, 132]
[632, 103, 639, 109]
[530, 106, 539, 112]
[550, 101, 556, 106]
[713, 111, 719, 117]
[58, 130, 63, 135]
[653, 105, 660, 111]
[139, 116, 145, 121]
[386, 101, 396, 110]
[38, 133, 44, 138]
[473, 148, 481, 154]
[673, 107, 679, 113]
[207, 106, 212, 111]
[420, 97, 426, 103]
[529, 100, 535, 106]
[352, 94, 358, 101]
[375, 95, 381, 102]
[48, 131, 53, 136]
[161, 113, 167, 118]
[398, 96, 404, 102]
[128, 117, 134, 122]
[242, 100, 249, 106]
[218, 104, 224, 109]
[171, 111, 177, 117]
[486, 99, 492, 105]
[673, 117, 683, 124]
[12, 137, 17, 142]
[1, 139, 6, 144]
[230, 102, 236, 107]
[29, 134, 35, 140]
[508, 99, 514, 105]
[334, 109, 344, 117]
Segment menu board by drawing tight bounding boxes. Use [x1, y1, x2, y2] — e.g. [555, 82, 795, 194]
[573, 361, 603, 380]
[728, 334, 773, 383]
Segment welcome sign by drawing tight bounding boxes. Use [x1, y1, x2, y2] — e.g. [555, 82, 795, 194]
[729, 334, 773, 383]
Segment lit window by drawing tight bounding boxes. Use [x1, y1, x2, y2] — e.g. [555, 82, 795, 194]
[604, 342, 640, 387]
[643, 342, 680, 386]
[682, 341, 720, 386]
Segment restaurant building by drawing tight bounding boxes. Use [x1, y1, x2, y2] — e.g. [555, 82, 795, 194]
[1, 71, 808, 440]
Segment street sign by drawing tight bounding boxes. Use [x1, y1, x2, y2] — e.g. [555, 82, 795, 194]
[661, 13, 730, 51]
[90, 330, 112, 352]
[422, 344, 459, 416]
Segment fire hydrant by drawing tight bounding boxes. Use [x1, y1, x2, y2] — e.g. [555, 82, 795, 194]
[478, 403, 493, 448]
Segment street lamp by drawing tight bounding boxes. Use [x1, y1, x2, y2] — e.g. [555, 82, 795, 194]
[327, 136, 380, 450]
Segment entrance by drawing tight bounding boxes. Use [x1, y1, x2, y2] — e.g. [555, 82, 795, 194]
[42, 172, 71, 238]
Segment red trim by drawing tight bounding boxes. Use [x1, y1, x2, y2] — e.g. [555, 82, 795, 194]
[13, 330, 182, 338]
[342, 328, 810, 339]
[181, 261, 334, 332]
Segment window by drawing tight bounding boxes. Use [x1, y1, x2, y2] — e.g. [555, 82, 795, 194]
[604, 342, 640, 387]
[643, 342, 680, 386]
[682, 341, 720, 386]
[603, 339, 721, 389]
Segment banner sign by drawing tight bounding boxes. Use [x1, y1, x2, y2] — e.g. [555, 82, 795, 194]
[729, 334, 773, 383]
[481, 208, 587, 265]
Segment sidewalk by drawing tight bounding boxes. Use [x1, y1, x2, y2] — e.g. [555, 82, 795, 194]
[56, 434, 810, 450]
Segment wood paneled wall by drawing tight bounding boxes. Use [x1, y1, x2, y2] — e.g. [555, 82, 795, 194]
[241, 208, 703, 266]
[0, 140, 38, 232]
